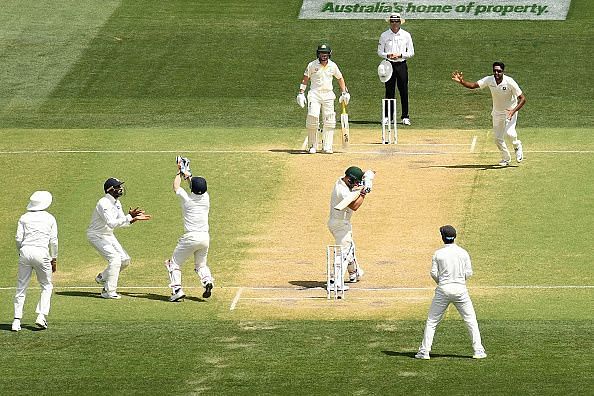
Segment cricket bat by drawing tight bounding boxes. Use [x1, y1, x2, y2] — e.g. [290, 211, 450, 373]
[341, 102, 350, 148]
[334, 189, 362, 211]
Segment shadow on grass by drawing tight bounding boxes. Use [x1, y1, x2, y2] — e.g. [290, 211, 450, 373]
[55, 290, 103, 299]
[120, 292, 208, 303]
[382, 350, 471, 359]
[268, 149, 309, 155]
[289, 280, 326, 289]
[0, 323, 47, 332]
[423, 164, 518, 170]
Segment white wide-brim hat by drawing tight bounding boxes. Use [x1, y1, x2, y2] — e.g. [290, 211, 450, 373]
[378, 60, 393, 83]
[27, 191, 53, 211]
[386, 13, 406, 24]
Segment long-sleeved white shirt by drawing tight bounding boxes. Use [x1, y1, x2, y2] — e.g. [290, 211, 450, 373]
[15, 210, 58, 258]
[87, 194, 132, 236]
[176, 188, 209, 233]
[430, 243, 473, 285]
[377, 28, 415, 61]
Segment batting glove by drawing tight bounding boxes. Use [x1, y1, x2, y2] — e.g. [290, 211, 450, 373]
[296, 93, 307, 108]
[339, 92, 350, 105]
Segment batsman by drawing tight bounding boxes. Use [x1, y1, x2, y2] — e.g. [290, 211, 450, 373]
[327, 166, 374, 289]
[296, 44, 350, 154]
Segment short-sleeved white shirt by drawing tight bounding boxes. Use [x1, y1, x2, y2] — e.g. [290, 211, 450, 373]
[304, 59, 343, 93]
[176, 188, 209, 233]
[477, 75, 523, 114]
[328, 178, 354, 221]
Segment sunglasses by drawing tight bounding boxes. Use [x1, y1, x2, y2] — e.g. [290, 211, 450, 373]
[390, 20, 401, 23]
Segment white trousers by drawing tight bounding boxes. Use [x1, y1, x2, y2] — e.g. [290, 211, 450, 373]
[327, 219, 357, 275]
[492, 111, 521, 162]
[307, 90, 336, 151]
[420, 283, 484, 354]
[88, 233, 130, 293]
[170, 232, 213, 287]
[14, 246, 53, 319]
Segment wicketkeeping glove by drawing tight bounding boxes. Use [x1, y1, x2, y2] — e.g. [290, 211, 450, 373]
[176, 156, 192, 179]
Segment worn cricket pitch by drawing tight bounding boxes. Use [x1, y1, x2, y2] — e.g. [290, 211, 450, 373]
[231, 128, 486, 319]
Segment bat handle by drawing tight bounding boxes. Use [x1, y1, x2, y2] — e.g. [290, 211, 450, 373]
[342, 102, 347, 114]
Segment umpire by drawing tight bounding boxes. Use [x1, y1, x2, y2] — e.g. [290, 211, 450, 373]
[377, 12, 414, 126]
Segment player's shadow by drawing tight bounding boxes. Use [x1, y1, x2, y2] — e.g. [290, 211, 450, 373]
[55, 290, 104, 299]
[423, 164, 517, 170]
[0, 323, 47, 332]
[289, 280, 326, 289]
[268, 149, 310, 155]
[382, 350, 471, 359]
[119, 292, 207, 303]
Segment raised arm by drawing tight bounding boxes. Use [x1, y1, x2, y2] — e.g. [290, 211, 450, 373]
[452, 70, 480, 89]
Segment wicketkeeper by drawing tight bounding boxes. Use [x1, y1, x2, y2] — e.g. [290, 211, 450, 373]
[164, 156, 215, 302]
[297, 43, 350, 154]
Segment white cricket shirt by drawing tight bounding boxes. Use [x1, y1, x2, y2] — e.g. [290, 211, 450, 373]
[304, 59, 343, 93]
[87, 194, 132, 236]
[377, 28, 414, 61]
[15, 210, 58, 258]
[176, 188, 209, 233]
[430, 243, 473, 286]
[328, 178, 354, 221]
[477, 75, 523, 114]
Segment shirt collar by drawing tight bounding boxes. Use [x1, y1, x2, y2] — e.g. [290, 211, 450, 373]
[104, 193, 118, 203]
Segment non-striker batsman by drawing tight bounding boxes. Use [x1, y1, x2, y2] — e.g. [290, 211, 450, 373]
[297, 44, 350, 154]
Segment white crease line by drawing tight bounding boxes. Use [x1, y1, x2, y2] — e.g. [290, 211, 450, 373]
[470, 136, 477, 152]
[230, 287, 243, 311]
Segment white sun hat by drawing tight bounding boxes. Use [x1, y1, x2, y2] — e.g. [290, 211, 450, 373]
[378, 60, 393, 83]
[386, 12, 406, 24]
[27, 191, 53, 211]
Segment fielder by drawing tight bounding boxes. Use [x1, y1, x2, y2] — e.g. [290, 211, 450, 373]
[452, 62, 526, 166]
[164, 157, 215, 302]
[12, 191, 58, 331]
[327, 166, 369, 291]
[87, 177, 151, 299]
[415, 225, 487, 360]
[297, 43, 350, 154]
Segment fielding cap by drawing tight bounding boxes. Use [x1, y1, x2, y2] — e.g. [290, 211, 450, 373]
[440, 225, 457, 241]
[27, 191, 53, 211]
[104, 177, 124, 193]
[191, 176, 207, 195]
[345, 166, 364, 183]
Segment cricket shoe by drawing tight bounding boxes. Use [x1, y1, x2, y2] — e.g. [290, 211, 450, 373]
[202, 283, 214, 298]
[101, 289, 121, 300]
[308, 147, 317, 154]
[35, 314, 48, 330]
[498, 159, 510, 167]
[515, 144, 523, 162]
[402, 117, 411, 126]
[95, 273, 106, 285]
[415, 350, 430, 360]
[473, 350, 487, 359]
[169, 288, 186, 302]
[11, 319, 21, 332]
[348, 268, 364, 283]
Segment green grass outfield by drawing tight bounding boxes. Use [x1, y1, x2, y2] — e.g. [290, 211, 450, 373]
[1, 0, 593, 394]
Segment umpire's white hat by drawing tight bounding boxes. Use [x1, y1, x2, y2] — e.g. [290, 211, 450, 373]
[386, 13, 406, 24]
[378, 60, 393, 83]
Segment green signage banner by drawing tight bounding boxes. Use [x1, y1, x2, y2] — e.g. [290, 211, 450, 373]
[299, 0, 571, 20]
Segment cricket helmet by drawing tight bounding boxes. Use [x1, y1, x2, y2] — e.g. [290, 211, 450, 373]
[191, 176, 207, 195]
[316, 43, 332, 59]
[104, 177, 125, 198]
[345, 166, 364, 184]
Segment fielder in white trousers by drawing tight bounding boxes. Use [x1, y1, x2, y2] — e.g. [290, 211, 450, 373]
[13, 191, 58, 331]
[416, 225, 486, 359]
